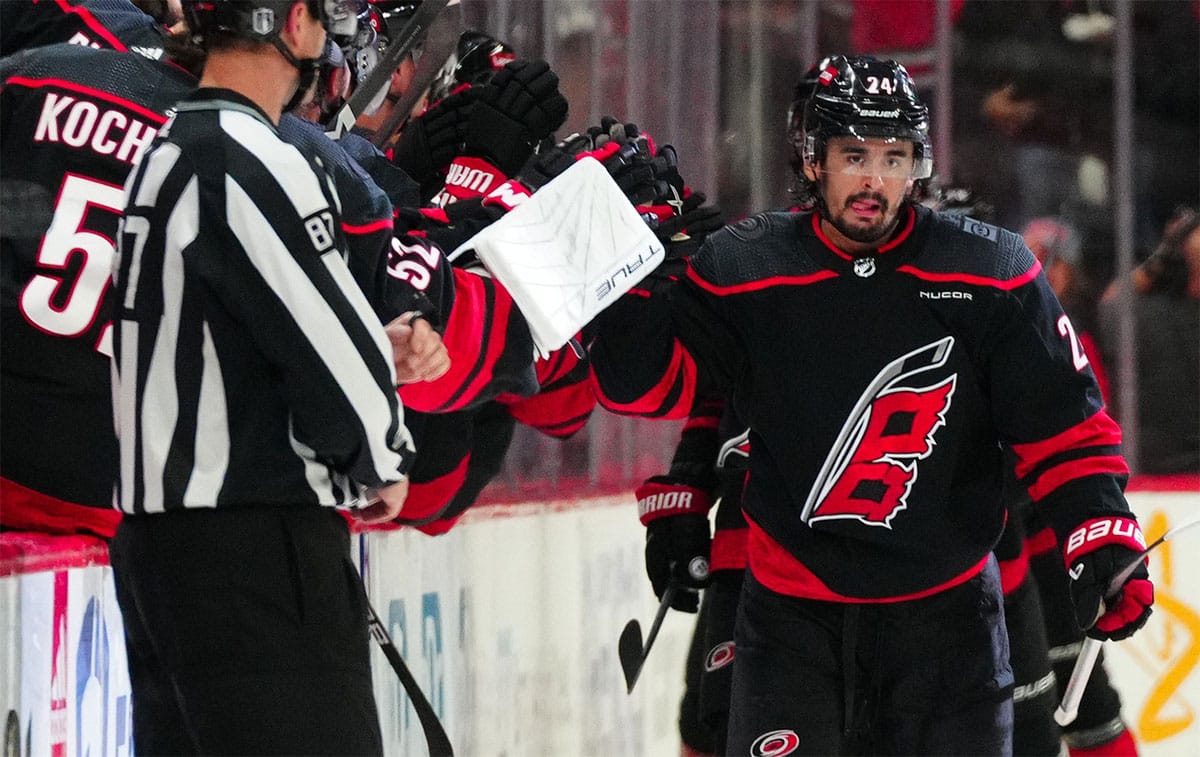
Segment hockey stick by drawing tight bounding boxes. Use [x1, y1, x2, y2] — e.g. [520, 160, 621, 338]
[365, 599, 454, 756]
[1054, 515, 1200, 726]
[619, 583, 677, 693]
[351, 544, 454, 756]
[369, 0, 463, 148]
[325, 0, 452, 139]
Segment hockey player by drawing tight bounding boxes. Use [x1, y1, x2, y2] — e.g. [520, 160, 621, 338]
[589, 54, 1154, 755]
[1, 0, 168, 56]
[107, 0, 415, 751]
[0, 12, 200, 538]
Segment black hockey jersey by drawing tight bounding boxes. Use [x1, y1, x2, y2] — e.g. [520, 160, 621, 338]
[590, 205, 1131, 600]
[1, 0, 166, 57]
[0, 44, 194, 530]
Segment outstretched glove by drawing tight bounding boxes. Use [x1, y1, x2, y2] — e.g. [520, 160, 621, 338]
[391, 84, 477, 201]
[637, 475, 713, 613]
[1062, 516, 1154, 641]
[463, 59, 569, 177]
[640, 188, 726, 260]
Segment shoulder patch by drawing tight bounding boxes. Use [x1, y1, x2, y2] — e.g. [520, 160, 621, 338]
[959, 215, 999, 242]
[728, 214, 771, 242]
[903, 209, 1038, 285]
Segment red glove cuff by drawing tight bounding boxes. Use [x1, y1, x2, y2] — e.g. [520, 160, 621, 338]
[1062, 516, 1147, 570]
[482, 179, 532, 212]
[636, 480, 713, 525]
[433, 156, 508, 206]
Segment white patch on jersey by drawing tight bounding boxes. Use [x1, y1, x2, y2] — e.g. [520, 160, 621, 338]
[960, 216, 999, 242]
[853, 257, 876, 277]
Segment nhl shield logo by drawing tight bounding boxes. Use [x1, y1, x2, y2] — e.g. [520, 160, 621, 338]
[251, 8, 275, 34]
[853, 257, 876, 277]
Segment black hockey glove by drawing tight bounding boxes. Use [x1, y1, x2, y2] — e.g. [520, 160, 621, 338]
[391, 85, 477, 201]
[637, 475, 713, 613]
[463, 59, 569, 177]
[1062, 516, 1154, 641]
[641, 189, 726, 260]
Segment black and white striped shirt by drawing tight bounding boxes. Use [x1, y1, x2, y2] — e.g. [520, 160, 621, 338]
[111, 88, 414, 514]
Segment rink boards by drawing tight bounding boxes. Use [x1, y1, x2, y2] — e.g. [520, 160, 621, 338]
[1, 484, 1197, 755]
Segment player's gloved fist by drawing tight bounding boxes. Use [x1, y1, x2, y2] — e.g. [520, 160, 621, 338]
[637, 475, 713, 613]
[464, 59, 569, 176]
[641, 189, 726, 260]
[1063, 517, 1154, 641]
[391, 84, 476, 199]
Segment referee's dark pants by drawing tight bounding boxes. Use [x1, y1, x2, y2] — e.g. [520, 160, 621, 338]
[726, 556, 1014, 756]
[110, 505, 383, 756]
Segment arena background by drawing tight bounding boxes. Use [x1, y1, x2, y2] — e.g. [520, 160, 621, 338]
[2, 1, 1197, 755]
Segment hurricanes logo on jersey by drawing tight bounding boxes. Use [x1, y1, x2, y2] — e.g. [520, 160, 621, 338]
[801, 337, 956, 528]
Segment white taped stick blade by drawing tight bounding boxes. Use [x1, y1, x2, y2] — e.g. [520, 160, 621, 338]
[450, 158, 666, 358]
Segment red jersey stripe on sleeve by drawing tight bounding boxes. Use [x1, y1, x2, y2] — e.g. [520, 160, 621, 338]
[1010, 409, 1124, 480]
[502, 379, 595, 437]
[1027, 455, 1130, 502]
[398, 270, 514, 412]
[393, 454, 470, 524]
[593, 339, 697, 420]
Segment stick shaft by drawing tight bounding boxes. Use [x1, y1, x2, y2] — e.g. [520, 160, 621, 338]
[1054, 637, 1102, 726]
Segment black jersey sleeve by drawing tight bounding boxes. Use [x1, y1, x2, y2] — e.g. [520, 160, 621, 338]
[589, 235, 746, 419]
[975, 232, 1132, 541]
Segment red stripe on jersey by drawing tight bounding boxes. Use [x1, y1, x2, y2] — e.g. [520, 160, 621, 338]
[1011, 410, 1124, 479]
[398, 270, 512, 412]
[0, 476, 121, 539]
[53, 0, 128, 50]
[685, 262, 837, 295]
[711, 526, 748, 571]
[811, 206, 916, 259]
[5, 76, 166, 123]
[1026, 526, 1057, 557]
[503, 380, 595, 437]
[684, 414, 720, 431]
[1028, 455, 1129, 502]
[997, 545, 1030, 596]
[594, 339, 697, 419]
[343, 218, 393, 235]
[456, 278, 515, 406]
[396, 454, 470, 523]
[747, 519, 988, 602]
[535, 345, 581, 386]
[897, 259, 1042, 290]
[414, 512, 464, 536]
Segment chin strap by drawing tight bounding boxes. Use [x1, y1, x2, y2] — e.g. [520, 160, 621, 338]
[271, 35, 323, 113]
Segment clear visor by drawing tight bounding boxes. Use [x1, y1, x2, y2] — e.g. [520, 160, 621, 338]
[804, 132, 933, 180]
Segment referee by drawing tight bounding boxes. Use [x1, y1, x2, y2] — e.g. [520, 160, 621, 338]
[109, 1, 413, 753]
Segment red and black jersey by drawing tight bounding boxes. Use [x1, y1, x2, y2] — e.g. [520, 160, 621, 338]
[591, 205, 1131, 601]
[0, 43, 195, 532]
[497, 342, 595, 438]
[1, 0, 166, 57]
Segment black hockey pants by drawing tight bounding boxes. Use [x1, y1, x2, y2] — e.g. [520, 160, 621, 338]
[726, 556, 1014, 756]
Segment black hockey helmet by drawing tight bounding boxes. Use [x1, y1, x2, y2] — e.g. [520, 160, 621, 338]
[182, 0, 361, 48]
[428, 30, 516, 102]
[788, 54, 932, 180]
